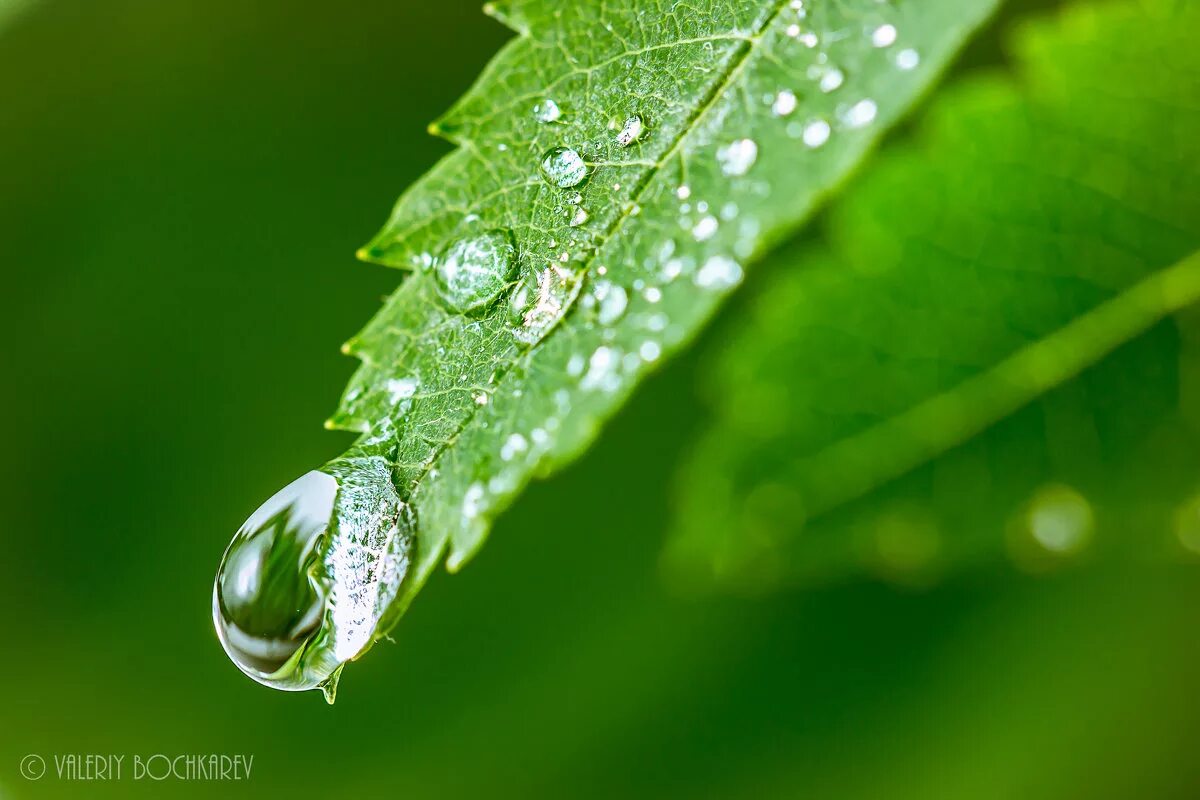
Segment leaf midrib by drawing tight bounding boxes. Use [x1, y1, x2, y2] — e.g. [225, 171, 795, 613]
[402, 0, 794, 514]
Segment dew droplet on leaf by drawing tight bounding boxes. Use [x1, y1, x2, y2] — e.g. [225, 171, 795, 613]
[541, 147, 589, 188]
[435, 230, 517, 313]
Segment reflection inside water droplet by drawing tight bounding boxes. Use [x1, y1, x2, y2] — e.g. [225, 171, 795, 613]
[435, 230, 517, 313]
[213, 471, 336, 687]
[540, 147, 589, 188]
[213, 458, 415, 699]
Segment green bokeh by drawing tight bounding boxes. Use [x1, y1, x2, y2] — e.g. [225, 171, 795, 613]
[1, 1, 1198, 798]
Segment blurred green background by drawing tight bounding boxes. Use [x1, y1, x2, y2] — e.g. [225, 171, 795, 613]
[2, 1, 1199, 798]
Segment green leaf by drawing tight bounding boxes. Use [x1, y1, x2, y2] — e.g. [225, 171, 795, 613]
[286, 0, 1003, 689]
[668, 0, 1200, 588]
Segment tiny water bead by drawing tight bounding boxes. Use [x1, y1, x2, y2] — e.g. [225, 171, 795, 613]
[870, 23, 897, 48]
[615, 114, 644, 147]
[435, 230, 517, 313]
[717, 139, 758, 176]
[771, 90, 797, 117]
[532, 99, 561, 123]
[213, 471, 337, 689]
[895, 48, 920, 70]
[541, 147, 589, 188]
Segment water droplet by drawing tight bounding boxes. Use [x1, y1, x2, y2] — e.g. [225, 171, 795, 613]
[639, 340, 662, 361]
[500, 433, 529, 462]
[870, 24, 897, 47]
[213, 471, 336, 688]
[676, 185, 692, 200]
[569, 207, 589, 227]
[717, 139, 758, 176]
[541, 147, 589, 188]
[895, 48, 920, 70]
[213, 463, 415, 696]
[692, 215, 719, 241]
[435, 230, 517, 313]
[1026, 485, 1093, 555]
[567, 192, 583, 204]
[580, 346, 621, 392]
[533, 99, 561, 123]
[802, 118, 831, 148]
[785, 23, 802, 37]
[615, 114, 644, 147]
[386, 377, 418, 404]
[815, 66, 844, 93]
[840, 99, 878, 129]
[772, 90, 797, 117]
[594, 281, 628, 325]
[695, 255, 743, 289]
[513, 264, 581, 344]
[798, 31, 818, 48]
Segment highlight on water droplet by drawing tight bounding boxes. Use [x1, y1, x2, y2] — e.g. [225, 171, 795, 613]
[532, 99, 561, 123]
[615, 114, 644, 147]
[434, 230, 517, 313]
[716, 139, 758, 176]
[569, 206, 589, 227]
[541, 146, 589, 188]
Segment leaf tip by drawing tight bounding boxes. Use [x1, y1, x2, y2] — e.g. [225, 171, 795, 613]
[482, 1, 528, 35]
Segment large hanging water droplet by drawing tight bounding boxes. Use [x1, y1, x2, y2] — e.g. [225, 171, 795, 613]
[213, 471, 336, 688]
[540, 147, 589, 188]
[435, 230, 517, 313]
[213, 457, 415, 700]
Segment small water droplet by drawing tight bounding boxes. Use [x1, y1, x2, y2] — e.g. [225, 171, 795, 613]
[676, 185, 692, 200]
[435, 230, 517, 313]
[513, 265, 581, 344]
[533, 99, 561, 123]
[594, 281, 629, 325]
[1026, 485, 1093, 555]
[615, 114, 644, 147]
[895, 48, 920, 70]
[695, 255, 743, 289]
[814, 66, 844, 93]
[540, 147, 589, 188]
[567, 192, 583, 205]
[802, 118, 831, 148]
[772, 89, 797, 117]
[569, 207, 590, 227]
[840, 99, 878, 129]
[639, 341, 662, 361]
[500, 433, 529, 462]
[717, 139, 758, 176]
[692, 215, 719, 241]
[870, 24, 897, 47]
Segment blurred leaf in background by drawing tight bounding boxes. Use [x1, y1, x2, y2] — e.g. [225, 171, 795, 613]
[0, 1, 1199, 799]
[671, 0, 1200, 588]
